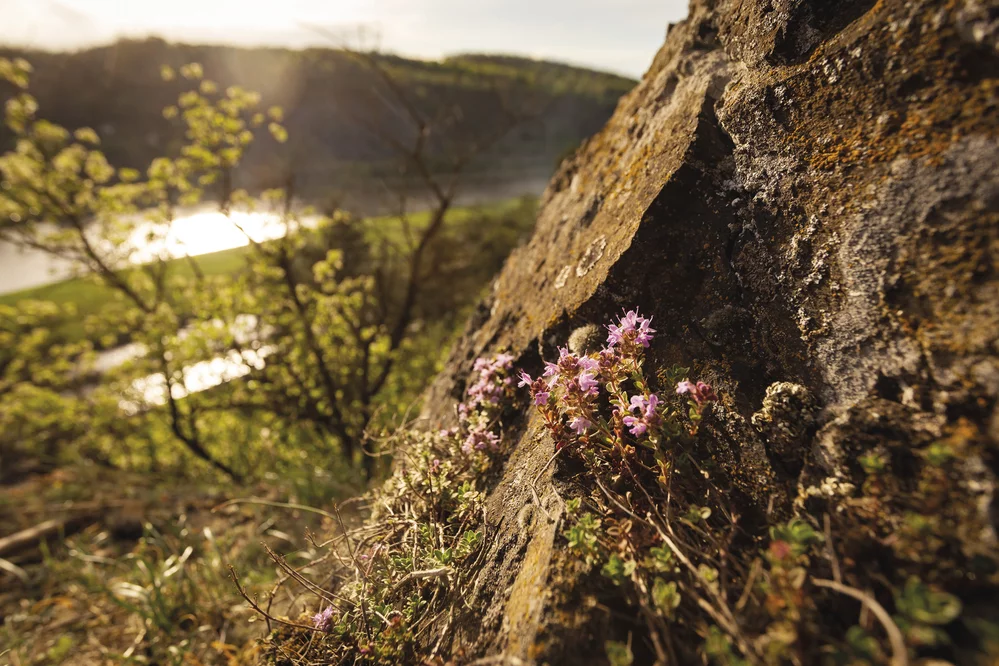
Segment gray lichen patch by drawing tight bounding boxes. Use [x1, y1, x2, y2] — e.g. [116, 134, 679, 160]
[752, 382, 818, 469]
[568, 324, 604, 356]
[575, 235, 607, 277]
[554, 265, 573, 290]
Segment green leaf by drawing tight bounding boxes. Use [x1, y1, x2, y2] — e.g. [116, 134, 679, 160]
[647, 544, 675, 573]
[896, 577, 962, 625]
[73, 127, 100, 145]
[605, 640, 633, 666]
[84, 151, 115, 184]
[770, 518, 823, 556]
[179, 63, 204, 80]
[601, 554, 635, 585]
[845, 626, 883, 659]
[652, 578, 681, 616]
[697, 564, 718, 585]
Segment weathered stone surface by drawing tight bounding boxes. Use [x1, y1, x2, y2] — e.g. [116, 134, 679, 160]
[418, 0, 998, 660]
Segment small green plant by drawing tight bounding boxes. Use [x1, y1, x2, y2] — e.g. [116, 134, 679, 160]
[703, 626, 749, 666]
[602, 554, 638, 585]
[605, 639, 634, 666]
[651, 578, 681, 617]
[921, 440, 957, 466]
[769, 518, 824, 558]
[893, 577, 962, 647]
[566, 511, 603, 567]
[858, 449, 889, 474]
[842, 625, 885, 663]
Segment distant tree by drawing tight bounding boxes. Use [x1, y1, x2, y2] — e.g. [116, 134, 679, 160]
[0, 56, 538, 482]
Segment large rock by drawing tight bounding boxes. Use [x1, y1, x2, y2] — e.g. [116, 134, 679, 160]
[415, 0, 998, 661]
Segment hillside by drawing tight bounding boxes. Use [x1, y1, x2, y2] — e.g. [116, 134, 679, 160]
[0, 40, 635, 209]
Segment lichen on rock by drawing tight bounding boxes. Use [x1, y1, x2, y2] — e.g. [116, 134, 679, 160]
[752, 381, 818, 470]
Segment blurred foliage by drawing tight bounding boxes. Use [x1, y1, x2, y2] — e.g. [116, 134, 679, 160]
[0, 56, 536, 488]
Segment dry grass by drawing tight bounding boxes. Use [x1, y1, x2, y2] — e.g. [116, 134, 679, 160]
[0, 466, 343, 665]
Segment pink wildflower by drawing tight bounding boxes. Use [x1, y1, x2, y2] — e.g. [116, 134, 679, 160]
[569, 416, 592, 434]
[519, 370, 552, 405]
[577, 371, 599, 396]
[676, 380, 716, 406]
[623, 393, 661, 436]
[462, 426, 500, 454]
[607, 309, 656, 349]
[313, 606, 335, 631]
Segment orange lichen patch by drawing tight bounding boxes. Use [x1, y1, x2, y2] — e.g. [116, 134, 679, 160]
[803, 76, 998, 171]
[761, 0, 998, 173]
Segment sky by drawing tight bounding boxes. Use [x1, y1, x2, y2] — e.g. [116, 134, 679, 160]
[0, 0, 689, 77]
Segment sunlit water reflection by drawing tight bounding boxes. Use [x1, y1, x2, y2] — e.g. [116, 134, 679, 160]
[89, 315, 275, 413]
[120, 346, 274, 415]
[126, 208, 306, 264]
[0, 206, 311, 294]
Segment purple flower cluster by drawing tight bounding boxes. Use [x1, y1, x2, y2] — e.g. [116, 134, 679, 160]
[623, 393, 661, 436]
[676, 380, 716, 406]
[520, 308, 721, 449]
[465, 353, 515, 409]
[607, 309, 655, 351]
[462, 426, 500, 454]
[313, 605, 335, 632]
[521, 346, 603, 435]
[518, 371, 551, 405]
[456, 353, 518, 456]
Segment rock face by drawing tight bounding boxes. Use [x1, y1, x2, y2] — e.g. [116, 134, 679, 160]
[416, 0, 998, 661]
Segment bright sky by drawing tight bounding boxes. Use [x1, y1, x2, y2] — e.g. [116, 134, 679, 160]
[0, 0, 689, 77]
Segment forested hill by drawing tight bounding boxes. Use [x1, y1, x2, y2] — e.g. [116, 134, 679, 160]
[0, 39, 636, 205]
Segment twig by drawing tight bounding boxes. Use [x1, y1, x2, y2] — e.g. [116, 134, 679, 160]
[736, 558, 762, 612]
[0, 557, 29, 583]
[229, 565, 324, 634]
[0, 514, 97, 558]
[262, 544, 355, 610]
[812, 578, 908, 666]
[212, 498, 337, 522]
[823, 514, 842, 584]
[389, 567, 452, 594]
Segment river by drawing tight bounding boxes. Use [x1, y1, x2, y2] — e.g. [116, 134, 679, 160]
[0, 206, 304, 295]
[92, 314, 274, 412]
[0, 173, 551, 296]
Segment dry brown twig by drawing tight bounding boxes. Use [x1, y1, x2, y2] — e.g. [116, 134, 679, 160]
[212, 498, 338, 522]
[812, 578, 908, 666]
[389, 566, 452, 595]
[229, 565, 323, 634]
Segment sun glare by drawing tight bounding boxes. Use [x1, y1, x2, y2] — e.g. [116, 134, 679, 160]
[126, 208, 316, 265]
